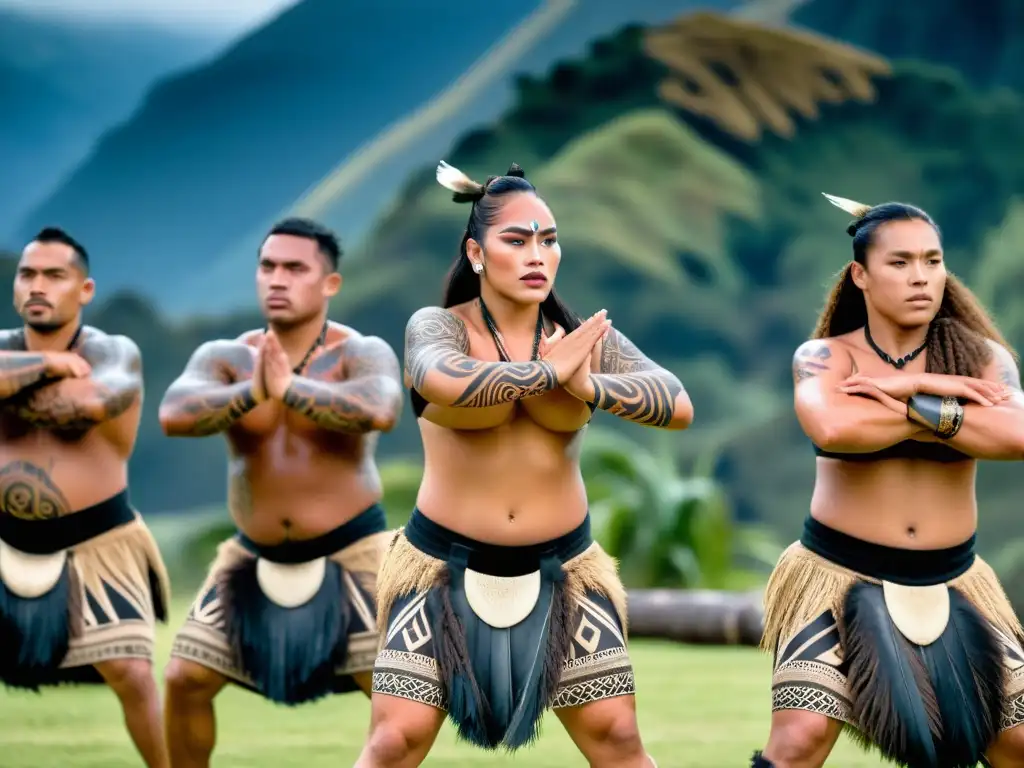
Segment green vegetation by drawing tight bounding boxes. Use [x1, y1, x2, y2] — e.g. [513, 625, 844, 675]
[3, 7, 1023, 608]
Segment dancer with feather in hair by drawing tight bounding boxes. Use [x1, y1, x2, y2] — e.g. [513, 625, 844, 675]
[158, 218, 403, 767]
[752, 195, 1024, 768]
[355, 161, 692, 767]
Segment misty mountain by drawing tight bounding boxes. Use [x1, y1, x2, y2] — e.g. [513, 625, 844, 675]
[14, 0, 744, 316]
[0, 9, 226, 238]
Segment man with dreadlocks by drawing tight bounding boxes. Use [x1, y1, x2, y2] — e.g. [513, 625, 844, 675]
[355, 161, 692, 767]
[752, 195, 1024, 768]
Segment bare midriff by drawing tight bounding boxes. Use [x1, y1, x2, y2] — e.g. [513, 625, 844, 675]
[415, 413, 588, 546]
[810, 457, 977, 549]
[227, 400, 381, 545]
[0, 411, 135, 519]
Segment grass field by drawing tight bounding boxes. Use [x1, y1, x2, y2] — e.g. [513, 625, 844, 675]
[0, 605, 887, 767]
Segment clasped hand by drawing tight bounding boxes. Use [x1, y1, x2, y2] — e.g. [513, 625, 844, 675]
[251, 331, 294, 402]
[537, 310, 611, 402]
[838, 372, 1011, 411]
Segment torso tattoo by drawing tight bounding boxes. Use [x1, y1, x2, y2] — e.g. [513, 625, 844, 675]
[590, 328, 682, 427]
[0, 460, 71, 519]
[282, 336, 401, 432]
[405, 307, 557, 408]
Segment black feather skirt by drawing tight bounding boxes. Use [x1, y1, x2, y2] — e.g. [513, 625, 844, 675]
[843, 581, 1005, 768]
[219, 556, 351, 706]
[430, 554, 573, 751]
[0, 560, 73, 690]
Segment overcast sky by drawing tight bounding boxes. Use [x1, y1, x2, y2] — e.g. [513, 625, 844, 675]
[0, 0, 300, 33]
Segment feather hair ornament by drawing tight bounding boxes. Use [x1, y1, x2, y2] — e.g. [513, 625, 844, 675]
[436, 160, 487, 204]
[822, 192, 873, 219]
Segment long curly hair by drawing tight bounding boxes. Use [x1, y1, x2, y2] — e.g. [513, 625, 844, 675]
[812, 202, 1014, 377]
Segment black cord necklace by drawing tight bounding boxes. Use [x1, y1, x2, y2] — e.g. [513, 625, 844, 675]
[266, 321, 328, 374]
[478, 298, 543, 362]
[864, 322, 928, 370]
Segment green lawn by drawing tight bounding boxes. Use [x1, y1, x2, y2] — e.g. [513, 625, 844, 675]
[0, 605, 887, 767]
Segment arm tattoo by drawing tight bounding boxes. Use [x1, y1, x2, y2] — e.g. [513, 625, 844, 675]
[14, 334, 142, 429]
[283, 336, 402, 433]
[404, 307, 557, 407]
[159, 341, 258, 436]
[792, 341, 832, 383]
[0, 330, 49, 399]
[589, 328, 683, 427]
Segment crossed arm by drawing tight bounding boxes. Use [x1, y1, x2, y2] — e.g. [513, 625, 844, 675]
[922, 342, 1024, 460]
[404, 306, 558, 407]
[587, 328, 692, 429]
[9, 335, 142, 429]
[793, 339, 925, 452]
[281, 335, 402, 433]
[0, 346, 51, 400]
[793, 338, 1024, 459]
[158, 340, 258, 437]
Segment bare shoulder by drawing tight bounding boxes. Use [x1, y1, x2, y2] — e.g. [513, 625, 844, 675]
[792, 337, 848, 384]
[345, 333, 398, 360]
[404, 306, 470, 351]
[235, 329, 264, 345]
[986, 339, 1021, 389]
[78, 327, 141, 361]
[186, 337, 255, 374]
[0, 329, 23, 350]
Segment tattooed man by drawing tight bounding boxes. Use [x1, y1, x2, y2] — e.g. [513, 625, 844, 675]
[753, 196, 1024, 768]
[159, 218, 402, 767]
[356, 163, 692, 768]
[0, 227, 170, 767]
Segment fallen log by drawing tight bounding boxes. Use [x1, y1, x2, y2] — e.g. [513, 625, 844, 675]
[626, 588, 764, 647]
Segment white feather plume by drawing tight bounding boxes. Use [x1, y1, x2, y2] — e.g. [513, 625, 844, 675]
[822, 192, 872, 218]
[436, 160, 485, 195]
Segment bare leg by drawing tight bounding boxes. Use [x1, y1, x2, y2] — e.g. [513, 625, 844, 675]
[988, 723, 1024, 768]
[555, 695, 653, 767]
[163, 658, 228, 768]
[757, 710, 843, 768]
[95, 658, 170, 768]
[353, 693, 446, 768]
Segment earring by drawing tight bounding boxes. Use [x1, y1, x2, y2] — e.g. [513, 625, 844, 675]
[472, 263, 483, 274]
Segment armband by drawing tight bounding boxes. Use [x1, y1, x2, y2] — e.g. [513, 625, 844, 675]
[907, 394, 964, 439]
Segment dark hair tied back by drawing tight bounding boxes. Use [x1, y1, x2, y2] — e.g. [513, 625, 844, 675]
[433, 158, 582, 334]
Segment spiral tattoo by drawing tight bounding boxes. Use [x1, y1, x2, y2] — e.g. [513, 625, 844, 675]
[590, 328, 682, 427]
[0, 461, 70, 519]
[405, 307, 557, 407]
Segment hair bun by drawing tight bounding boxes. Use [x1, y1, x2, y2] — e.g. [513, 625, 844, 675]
[436, 160, 486, 204]
[506, 162, 525, 178]
[846, 222, 859, 237]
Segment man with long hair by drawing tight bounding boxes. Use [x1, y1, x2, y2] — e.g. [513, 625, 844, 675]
[753, 195, 1024, 767]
